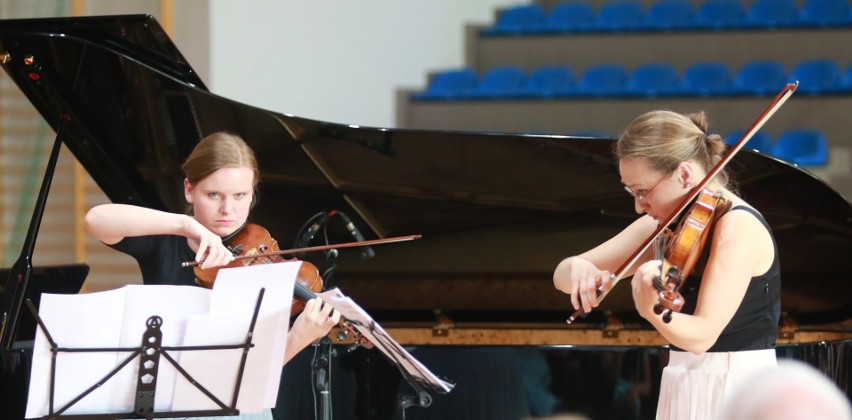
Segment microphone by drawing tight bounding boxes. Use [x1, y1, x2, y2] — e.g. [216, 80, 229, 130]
[296, 212, 328, 248]
[336, 211, 375, 259]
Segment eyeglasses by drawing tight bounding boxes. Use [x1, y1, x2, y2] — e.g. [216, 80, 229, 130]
[624, 173, 668, 201]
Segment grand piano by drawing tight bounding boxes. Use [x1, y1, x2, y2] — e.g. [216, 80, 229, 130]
[1, 14, 850, 420]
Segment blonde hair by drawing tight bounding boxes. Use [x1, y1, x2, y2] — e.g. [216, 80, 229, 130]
[615, 110, 729, 186]
[182, 132, 260, 207]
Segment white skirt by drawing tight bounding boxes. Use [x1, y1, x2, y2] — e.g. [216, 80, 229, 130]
[656, 349, 776, 420]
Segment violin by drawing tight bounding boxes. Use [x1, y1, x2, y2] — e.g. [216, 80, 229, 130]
[193, 223, 373, 348]
[652, 189, 730, 323]
[567, 82, 798, 323]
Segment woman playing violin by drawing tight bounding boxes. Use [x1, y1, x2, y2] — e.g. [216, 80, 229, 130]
[85, 132, 340, 420]
[553, 110, 781, 420]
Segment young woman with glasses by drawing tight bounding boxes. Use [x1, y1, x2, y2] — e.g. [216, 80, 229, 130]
[553, 110, 781, 420]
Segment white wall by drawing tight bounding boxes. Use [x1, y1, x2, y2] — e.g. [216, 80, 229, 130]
[208, 0, 517, 129]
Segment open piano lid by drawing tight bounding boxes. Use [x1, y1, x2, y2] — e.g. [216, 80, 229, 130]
[1, 15, 850, 336]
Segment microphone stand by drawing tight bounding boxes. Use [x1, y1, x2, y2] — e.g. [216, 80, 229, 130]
[313, 243, 339, 420]
[296, 212, 339, 420]
[312, 336, 334, 420]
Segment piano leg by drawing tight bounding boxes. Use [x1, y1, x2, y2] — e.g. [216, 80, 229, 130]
[0, 345, 33, 420]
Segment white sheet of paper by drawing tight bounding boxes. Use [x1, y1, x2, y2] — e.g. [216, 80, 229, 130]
[168, 313, 251, 411]
[119, 285, 213, 412]
[26, 262, 296, 418]
[172, 261, 297, 412]
[25, 285, 212, 417]
[26, 288, 126, 417]
[317, 288, 454, 393]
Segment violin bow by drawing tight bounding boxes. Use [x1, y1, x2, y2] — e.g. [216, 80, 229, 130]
[182, 234, 421, 268]
[567, 82, 798, 323]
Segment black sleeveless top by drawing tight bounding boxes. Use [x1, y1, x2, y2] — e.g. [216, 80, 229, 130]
[108, 234, 198, 286]
[672, 206, 781, 352]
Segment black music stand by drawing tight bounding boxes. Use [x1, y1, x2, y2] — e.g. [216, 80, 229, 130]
[24, 288, 267, 419]
[315, 288, 455, 418]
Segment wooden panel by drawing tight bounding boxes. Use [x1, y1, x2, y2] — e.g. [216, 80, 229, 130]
[330, 325, 852, 346]
[0, 71, 140, 293]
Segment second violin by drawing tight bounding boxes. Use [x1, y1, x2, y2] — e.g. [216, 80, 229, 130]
[653, 189, 730, 323]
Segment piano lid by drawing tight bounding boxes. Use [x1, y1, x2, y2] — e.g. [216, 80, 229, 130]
[1, 15, 850, 325]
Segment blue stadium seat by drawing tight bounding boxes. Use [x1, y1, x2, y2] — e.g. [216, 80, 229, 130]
[839, 63, 852, 93]
[789, 59, 842, 95]
[724, 129, 773, 152]
[576, 64, 629, 96]
[481, 4, 547, 35]
[467, 66, 528, 99]
[542, 1, 597, 33]
[695, 0, 747, 29]
[770, 129, 829, 166]
[595, 0, 645, 31]
[625, 63, 680, 96]
[519, 65, 577, 98]
[678, 61, 732, 96]
[412, 68, 478, 100]
[745, 0, 799, 28]
[797, 0, 850, 27]
[643, 0, 695, 30]
[729, 60, 787, 96]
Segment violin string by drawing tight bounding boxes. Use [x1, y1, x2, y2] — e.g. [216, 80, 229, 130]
[653, 235, 667, 292]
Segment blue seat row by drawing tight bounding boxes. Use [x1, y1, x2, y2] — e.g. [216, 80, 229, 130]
[411, 60, 852, 100]
[481, 0, 852, 35]
[724, 128, 829, 166]
[541, 127, 828, 166]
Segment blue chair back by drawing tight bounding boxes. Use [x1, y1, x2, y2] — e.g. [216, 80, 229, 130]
[596, 0, 645, 31]
[724, 129, 773, 152]
[770, 129, 829, 166]
[798, 0, 850, 26]
[625, 63, 679, 96]
[644, 0, 695, 30]
[840, 63, 852, 93]
[746, 0, 799, 28]
[482, 4, 547, 34]
[789, 59, 842, 95]
[695, 0, 747, 28]
[679, 61, 732, 96]
[412, 68, 478, 100]
[521, 65, 576, 98]
[544, 1, 597, 32]
[577, 64, 629, 96]
[467, 66, 527, 99]
[731, 60, 787, 96]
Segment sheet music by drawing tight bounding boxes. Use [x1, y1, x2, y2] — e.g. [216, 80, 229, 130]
[26, 261, 299, 417]
[26, 285, 212, 416]
[173, 262, 298, 412]
[317, 288, 454, 394]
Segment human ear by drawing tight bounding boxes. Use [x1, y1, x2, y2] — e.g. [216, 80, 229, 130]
[183, 178, 193, 203]
[677, 161, 695, 188]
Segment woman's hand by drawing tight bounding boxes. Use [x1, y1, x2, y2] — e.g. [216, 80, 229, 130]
[283, 297, 342, 365]
[631, 259, 662, 319]
[291, 297, 341, 343]
[554, 257, 613, 313]
[184, 217, 235, 269]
